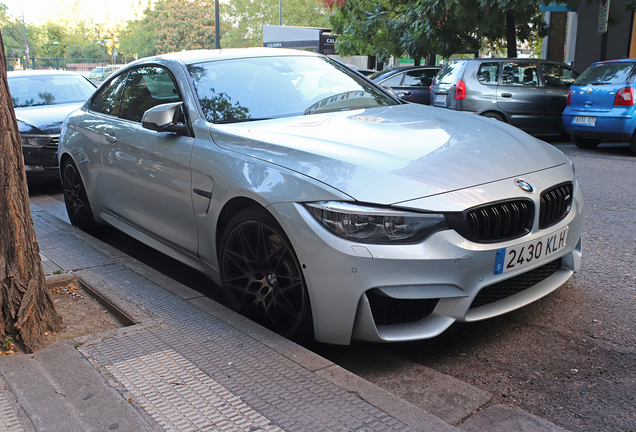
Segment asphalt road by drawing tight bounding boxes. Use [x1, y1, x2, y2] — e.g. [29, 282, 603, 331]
[29, 138, 636, 432]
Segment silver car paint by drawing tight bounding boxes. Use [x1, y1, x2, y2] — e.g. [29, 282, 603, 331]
[59, 49, 584, 345]
[210, 104, 567, 205]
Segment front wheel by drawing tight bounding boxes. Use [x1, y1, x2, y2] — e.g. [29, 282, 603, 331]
[570, 134, 601, 149]
[220, 208, 313, 341]
[61, 160, 97, 232]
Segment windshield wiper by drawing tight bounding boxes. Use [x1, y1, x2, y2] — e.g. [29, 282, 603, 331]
[590, 81, 610, 85]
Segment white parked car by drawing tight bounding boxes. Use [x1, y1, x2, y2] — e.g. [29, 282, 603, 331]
[59, 48, 584, 345]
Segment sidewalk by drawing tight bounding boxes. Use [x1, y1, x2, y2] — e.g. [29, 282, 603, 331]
[0, 204, 571, 432]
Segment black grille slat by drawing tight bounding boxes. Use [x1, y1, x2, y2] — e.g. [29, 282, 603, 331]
[470, 258, 562, 309]
[539, 183, 572, 229]
[450, 199, 534, 243]
[367, 290, 439, 326]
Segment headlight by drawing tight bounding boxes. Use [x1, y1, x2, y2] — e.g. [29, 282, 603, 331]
[21, 134, 52, 148]
[304, 201, 448, 244]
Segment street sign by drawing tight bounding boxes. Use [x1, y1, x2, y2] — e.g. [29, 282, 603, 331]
[598, 0, 610, 34]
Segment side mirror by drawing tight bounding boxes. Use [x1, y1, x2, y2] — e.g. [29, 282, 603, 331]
[382, 85, 396, 96]
[142, 102, 187, 134]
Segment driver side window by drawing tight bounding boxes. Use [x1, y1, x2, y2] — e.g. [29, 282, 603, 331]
[119, 66, 182, 123]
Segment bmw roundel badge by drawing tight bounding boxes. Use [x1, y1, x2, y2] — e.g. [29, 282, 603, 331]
[515, 179, 534, 193]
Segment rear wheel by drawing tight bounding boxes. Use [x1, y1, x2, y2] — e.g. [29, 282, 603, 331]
[220, 208, 313, 341]
[629, 131, 636, 155]
[481, 112, 505, 122]
[61, 160, 97, 232]
[570, 134, 601, 149]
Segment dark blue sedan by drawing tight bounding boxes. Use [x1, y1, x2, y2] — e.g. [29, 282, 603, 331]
[8, 70, 96, 183]
[369, 66, 440, 105]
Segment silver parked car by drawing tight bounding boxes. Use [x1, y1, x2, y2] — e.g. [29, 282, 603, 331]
[431, 58, 579, 135]
[59, 49, 584, 345]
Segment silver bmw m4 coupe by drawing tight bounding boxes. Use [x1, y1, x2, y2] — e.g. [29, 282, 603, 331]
[59, 48, 584, 345]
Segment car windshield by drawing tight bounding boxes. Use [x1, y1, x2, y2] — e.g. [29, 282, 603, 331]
[187, 55, 397, 123]
[574, 62, 636, 86]
[8, 74, 96, 108]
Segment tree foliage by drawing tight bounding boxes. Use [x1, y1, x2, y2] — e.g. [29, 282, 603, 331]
[326, 0, 550, 61]
[222, 0, 330, 48]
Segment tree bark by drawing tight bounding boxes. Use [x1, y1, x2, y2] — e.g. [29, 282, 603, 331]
[506, 11, 517, 58]
[0, 30, 63, 353]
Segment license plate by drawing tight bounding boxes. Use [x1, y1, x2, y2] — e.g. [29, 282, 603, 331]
[573, 116, 596, 126]
[494, 226, 569, 275]
[435, 94, 447, 104]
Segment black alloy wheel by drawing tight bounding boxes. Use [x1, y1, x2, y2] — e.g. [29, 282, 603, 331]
[220, 208, 312, 341]
[62, 160, 96, 232]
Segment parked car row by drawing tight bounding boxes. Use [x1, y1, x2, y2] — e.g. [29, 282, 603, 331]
[7, 50, 632, 346]
[377, 57, 636, 154]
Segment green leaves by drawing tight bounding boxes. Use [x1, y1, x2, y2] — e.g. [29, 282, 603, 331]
[328, 0, 548, 61]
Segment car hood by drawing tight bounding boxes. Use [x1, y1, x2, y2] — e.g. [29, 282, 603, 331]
[210, 104, 566, 204]
[15, 102, 84, 135]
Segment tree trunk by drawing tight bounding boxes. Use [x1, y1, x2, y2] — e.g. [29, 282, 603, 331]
[506, 11, 517, 58]
[0, 30, 63, 353]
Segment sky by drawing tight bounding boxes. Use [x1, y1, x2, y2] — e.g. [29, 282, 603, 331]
[2, 0, 147, 26]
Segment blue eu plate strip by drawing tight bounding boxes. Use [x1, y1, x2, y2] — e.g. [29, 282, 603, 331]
[494, 248, 506, 275]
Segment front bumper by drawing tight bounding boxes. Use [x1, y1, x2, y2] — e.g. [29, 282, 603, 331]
[272, 171, 584, 345]
[23, 146, 60, 183]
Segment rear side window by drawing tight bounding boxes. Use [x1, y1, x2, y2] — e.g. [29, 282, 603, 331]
[436, 61, 464, 85]
[381, 73, 404, 87]
[402, 69, 438, 87]
[502, 62, 539, 87]
[477, 63, 499, 85]
[574, 62, 636, 86]
[541, 63, 579, 87]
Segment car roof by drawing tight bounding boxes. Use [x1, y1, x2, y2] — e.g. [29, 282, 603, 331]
[451, 58, 570, 65]
[133, 47, 324, 66]
[7, 69, 85, 78]
[591, 58, 636, 66]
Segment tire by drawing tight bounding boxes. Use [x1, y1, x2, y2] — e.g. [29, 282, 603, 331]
[61, 160, 97, 232]
[629, 132, 636, 155]
[570, 134, 601, 149]
[481, 112, 505, 122]
[220, 208, 313, 341]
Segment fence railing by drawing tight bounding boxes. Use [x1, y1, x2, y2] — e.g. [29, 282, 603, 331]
[6, 57, 134, 77]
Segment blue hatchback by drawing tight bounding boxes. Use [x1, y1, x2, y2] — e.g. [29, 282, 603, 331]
[563, 59, 636, 153]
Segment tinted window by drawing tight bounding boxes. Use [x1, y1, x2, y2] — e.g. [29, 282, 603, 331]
[435, 61, 464, 85]
[90, 73, 127, 116]
[188, 56, 396, 123]
[402, 69, 434, 87]
[381, 73, 404, 87]
[541, 63, 579, 87]
[8, 74, 95, 108]
[502, 62, 538, 87]
[119, 66, 181, 123]
[477, 63, 499, 85]
[574, 62, 636, 86]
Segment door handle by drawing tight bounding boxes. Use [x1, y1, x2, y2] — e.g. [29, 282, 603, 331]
[501, 93, 512, 98]
[399, 91, 412, 96]
[104, 133, 118, 144]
